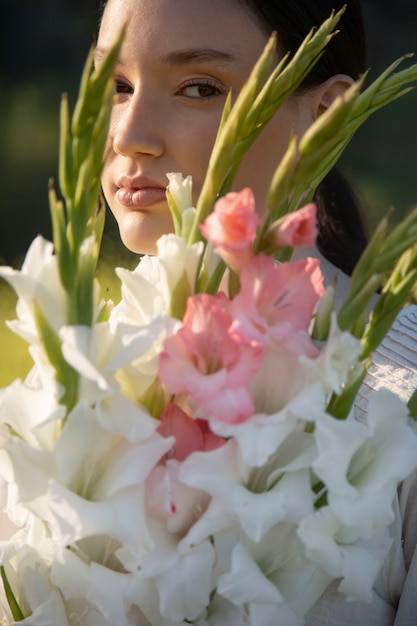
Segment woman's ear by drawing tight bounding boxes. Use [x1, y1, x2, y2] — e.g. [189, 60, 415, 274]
[313, 74, 356, 119]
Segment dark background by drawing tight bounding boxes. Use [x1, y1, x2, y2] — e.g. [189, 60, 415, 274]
[0, 0, 416, 266]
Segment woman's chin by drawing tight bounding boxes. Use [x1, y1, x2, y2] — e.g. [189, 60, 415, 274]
[119, 230, 158, 256]
[117, 212, 174, 256]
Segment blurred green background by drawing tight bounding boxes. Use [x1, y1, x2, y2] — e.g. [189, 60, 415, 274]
[0, 0, 416, 385]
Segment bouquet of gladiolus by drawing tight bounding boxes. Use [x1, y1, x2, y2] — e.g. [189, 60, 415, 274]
[2, 9, 417, 626]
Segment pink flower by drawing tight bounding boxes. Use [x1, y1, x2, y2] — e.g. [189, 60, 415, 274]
[199, 188, 259, 273]
[146, 459, 209, 533]
[271, 203, 318, 249]
[158, 293, 263, 424]
[146, 404, 224, 534]
[230, 254, 324, 355]
[157, 403, 225, 462]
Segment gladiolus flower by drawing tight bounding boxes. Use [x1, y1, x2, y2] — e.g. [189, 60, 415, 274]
[230, 253, 324, 353]
[158, 293, 263, 424]
[199, 188, 259, 273]
[157, 403, 225, 462]
[147, 404, 225, 534]
[270, 203, 318, 249]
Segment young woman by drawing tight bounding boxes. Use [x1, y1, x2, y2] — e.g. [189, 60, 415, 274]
[97, 1, 417, 623]
[97, 0, 368, 276]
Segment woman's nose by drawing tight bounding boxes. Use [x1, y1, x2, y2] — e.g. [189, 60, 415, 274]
[111, 90, 165, 158]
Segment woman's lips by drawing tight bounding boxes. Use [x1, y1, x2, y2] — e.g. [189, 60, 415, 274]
[116, 186, 167, 209]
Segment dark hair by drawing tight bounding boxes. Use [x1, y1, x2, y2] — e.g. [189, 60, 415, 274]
[238, 0, 368, 274]
[238, 0, 366, 86]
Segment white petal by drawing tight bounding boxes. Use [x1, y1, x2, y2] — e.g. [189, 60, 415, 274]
[54, 401, 113, 487]
[60, 325, 109, 391]
[204, 594, 249, 626]
[297, 508, 343, 576]
[0, 236, 67, 345]
[179, 441, 247, 547]
[156, 541, 215, 622]
[314, 390, 417, 537]
[114, 263, 163, 324]
[217, 543, 283, 605]
[250, 601, 304, 626]
[233, 486, 287, 542]
[180, 440, 246, 496]
[20, 590, 70, 626]
[96, 393, 158, 443]
[302, 314, 361, 393]
[52, 550, 134, 626]
[336, 542, 387, 603]
[0, 381, 65, 450]
[297, 507, 392, 603]
[210, 383, 325, 468]
[89, 563, 134, 626]
[166, 172, 193, 213]
[266, 470, 314, 524]
[94, 434, 173, 499]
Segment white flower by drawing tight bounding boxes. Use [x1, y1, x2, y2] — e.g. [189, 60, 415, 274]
[59, 318, 170, 404]
[19, 590, 70, 626]
[146, 460, 210, 536]
[209, 382, 324, 467]
[166, 172, 197, 240]
[52, 548, 139, 626]
[179, 437, 315, 549]
[156, 234, 203, 312]
[200, 594, 250, 626]
[114, 236, 203, 324]
[297, 507, 392, 602]
[217, 542, 304, 626]
[58, 316, 175, 432]
[0, 236, 67, 346]
[178, 440, 249, 550]
[231, 521, 333, 620]
[143, 539, 215, 623]
[46, 433, 173, 554]
[115, 256, 165, 325]
[1, 395, 173, 554]
[166, 172, 193, 213]
[0, 379, 65, 452]
[313, 389, 417, 539]
[217, 542, 283, 603]
[302, 313, 361, 394]
[0, 541, 67, 625]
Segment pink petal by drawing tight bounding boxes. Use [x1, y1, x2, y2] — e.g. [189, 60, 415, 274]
[272, 203, 318, 249]
[158, 403, 205, 462]
[199, 188, 259, 273]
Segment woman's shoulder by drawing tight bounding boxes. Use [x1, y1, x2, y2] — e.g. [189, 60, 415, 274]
[355, 304, 417, 422]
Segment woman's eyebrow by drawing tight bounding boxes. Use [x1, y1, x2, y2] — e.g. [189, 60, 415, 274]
[161, 48, 235, 67]
[93, 46, 235, 68]
[94, 47, 116, 65]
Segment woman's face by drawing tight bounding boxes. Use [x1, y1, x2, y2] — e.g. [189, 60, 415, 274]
[98, 0, 317, 254]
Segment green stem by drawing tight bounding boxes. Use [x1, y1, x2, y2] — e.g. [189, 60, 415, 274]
[0, 566, 25, 622]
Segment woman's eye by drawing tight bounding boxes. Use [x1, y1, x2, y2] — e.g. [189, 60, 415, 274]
[179, 80, 224, 100]
[113, 78, 133, 100]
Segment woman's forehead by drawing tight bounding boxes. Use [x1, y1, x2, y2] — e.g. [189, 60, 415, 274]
[99, 0, 262, 44]
[98, 0, 268, 70]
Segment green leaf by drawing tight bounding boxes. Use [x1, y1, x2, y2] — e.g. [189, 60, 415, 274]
[33, 301, 78, 412]
[1, 566, 25, 622]
[326, 362, 368, 420]
[58, 93, 74, 203]
[407, 388, 417, 421]
[52, 28, 125, 329]
[311, 284, 336, 342]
